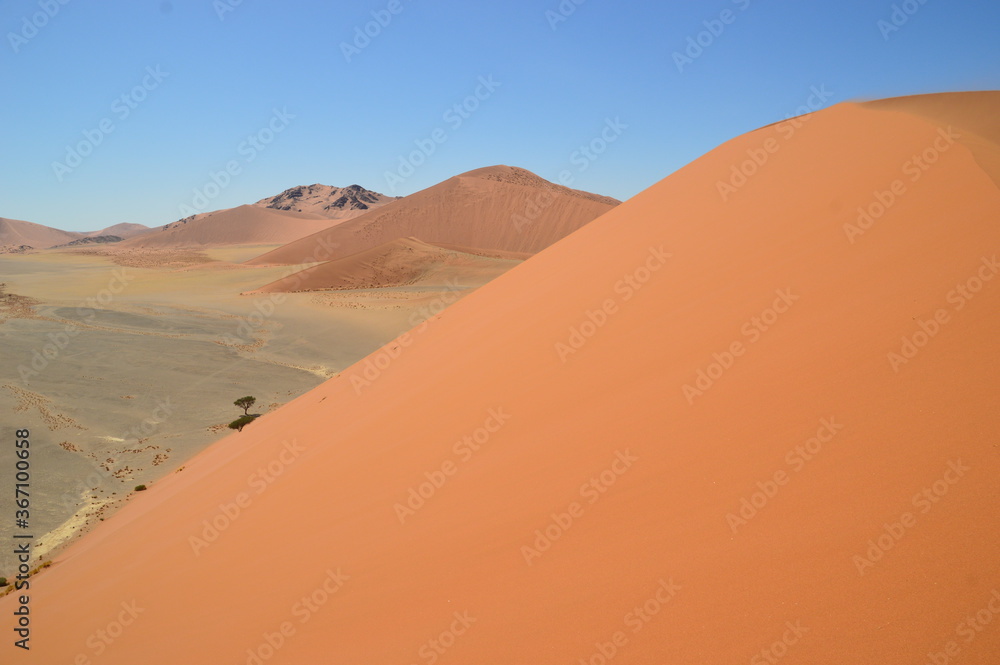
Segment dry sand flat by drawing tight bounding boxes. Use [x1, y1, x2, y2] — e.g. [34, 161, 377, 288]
[246, 165, 620, 266]
[0, 247, 470, 570]
[4, 92, 1000, 663]
[0, 251, 332, 565]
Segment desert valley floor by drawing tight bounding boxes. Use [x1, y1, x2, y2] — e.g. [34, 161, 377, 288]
[0, 241, 522, 560]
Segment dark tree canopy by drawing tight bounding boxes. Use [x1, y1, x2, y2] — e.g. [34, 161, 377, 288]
[234, 396, 256, 415]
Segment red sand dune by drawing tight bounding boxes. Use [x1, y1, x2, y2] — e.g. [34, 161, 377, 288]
[88, 222, 151, 239]
[253, 237, 526, 293]
[119, 205, 342, 249]
[6, 92, 1000, 664]
[0, 217, 81, 249]
[865, 91, 1000, 185]
[246, 165, 620, 265]
[0, 219, 150, 250]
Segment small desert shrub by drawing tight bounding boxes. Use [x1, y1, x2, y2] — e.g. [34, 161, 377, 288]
[134, 484, 147, 492]
[229, 415, 257, 432]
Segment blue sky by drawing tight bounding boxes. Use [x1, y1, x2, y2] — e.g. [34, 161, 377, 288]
[1, 0, 998, 232]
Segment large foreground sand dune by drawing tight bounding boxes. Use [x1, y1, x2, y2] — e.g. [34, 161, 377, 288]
[863, 91, 1000, 186]
[246, 165, 620, 266]
[119, 205, 341, 249]
[6, 92, 1000, 663]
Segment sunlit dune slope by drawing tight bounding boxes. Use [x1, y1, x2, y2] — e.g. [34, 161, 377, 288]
[7, 92, 1000, 664]
[863, 91, 1000, 185]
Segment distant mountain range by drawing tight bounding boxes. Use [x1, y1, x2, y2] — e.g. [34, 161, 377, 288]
[254, 183, 399, 218]
[121, 183, 400, 249]
[0, 183, 396, 252]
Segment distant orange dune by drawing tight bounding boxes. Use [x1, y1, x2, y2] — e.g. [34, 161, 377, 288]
[119, 205, 341, 249]
[246, 165, 620, 266]
[5, 91, 1000, 664]
[0, 218, 150, 250]
[0, 217, 80, 249]
[252, 237, 525, 293]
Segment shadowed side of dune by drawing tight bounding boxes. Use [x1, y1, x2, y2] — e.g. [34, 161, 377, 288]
[251, 237, 524, 293]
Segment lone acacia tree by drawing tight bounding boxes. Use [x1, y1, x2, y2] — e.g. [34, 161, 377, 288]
[234, 396, 256, 416]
